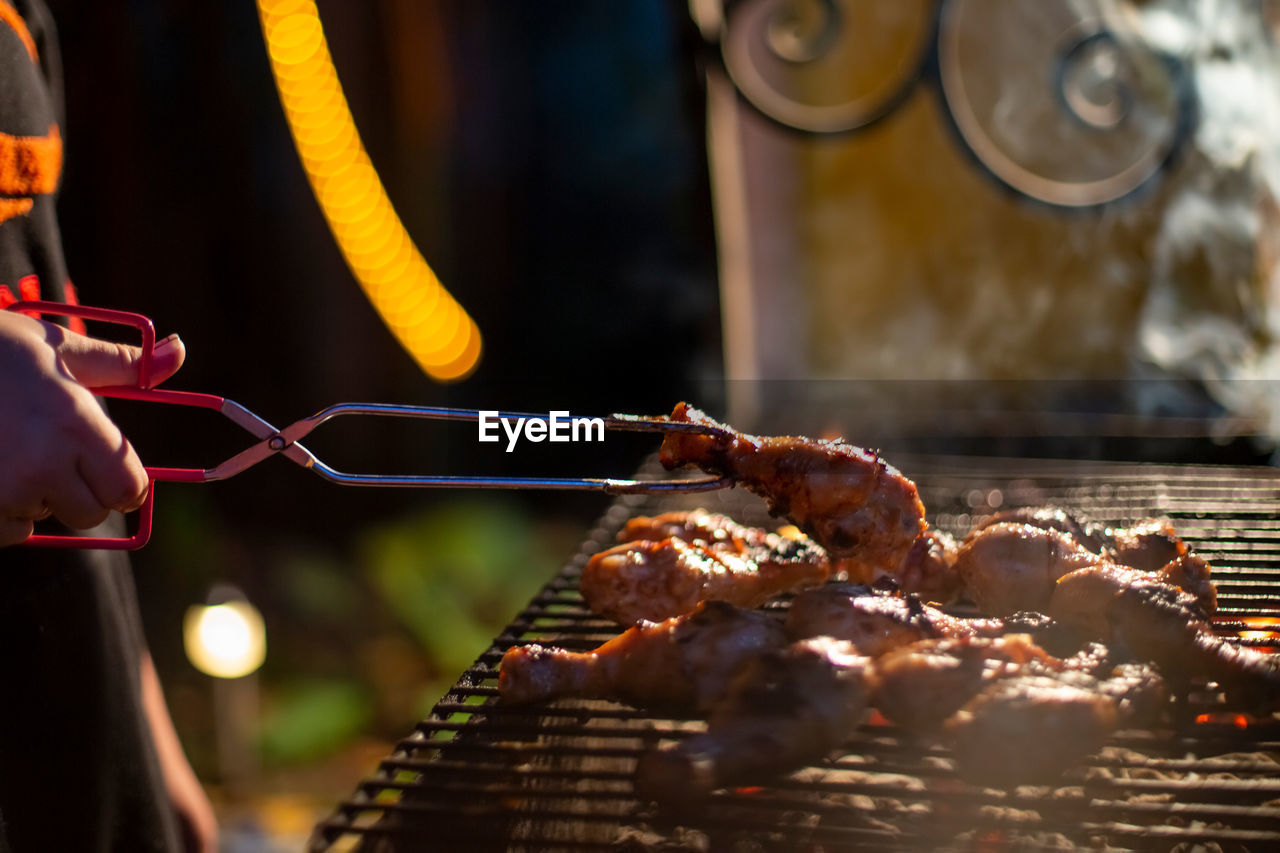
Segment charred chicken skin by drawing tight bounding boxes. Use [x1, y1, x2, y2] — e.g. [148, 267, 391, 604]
[783, 582, 1049, 657]
[634, 636, 871, 802]
[580, 510, 830, 625]
[657, 403, 928, 578]
[497, 600, 786, 712]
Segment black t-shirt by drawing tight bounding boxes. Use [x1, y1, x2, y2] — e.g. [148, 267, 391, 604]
[0, 2, 181, 850]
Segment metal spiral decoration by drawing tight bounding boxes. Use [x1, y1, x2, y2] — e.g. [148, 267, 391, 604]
[719, 0, 934, 133]
[714, 0, 1194, 208]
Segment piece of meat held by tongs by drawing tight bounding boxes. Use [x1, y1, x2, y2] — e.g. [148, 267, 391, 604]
[657, 403, 928, 580]
[580, 510, 831, 625]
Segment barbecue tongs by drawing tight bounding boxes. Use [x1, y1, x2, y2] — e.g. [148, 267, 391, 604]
[10, 302, 733, 550]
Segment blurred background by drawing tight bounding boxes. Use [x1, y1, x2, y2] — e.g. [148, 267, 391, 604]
[38, 0, 1280, 848]
[47, 0, 719, 847]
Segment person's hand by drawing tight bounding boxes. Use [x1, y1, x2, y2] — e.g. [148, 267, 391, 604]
[0, 309, 185, 545]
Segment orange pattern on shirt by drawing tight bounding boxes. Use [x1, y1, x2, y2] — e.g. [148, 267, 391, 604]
[0, 0, 37, 61]
[0, 0, 61, 226]
[0, 124, 61, 197]
[0, 1, 81, 332]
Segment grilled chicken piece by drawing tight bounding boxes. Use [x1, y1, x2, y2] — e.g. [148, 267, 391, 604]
[1092, 661, 1171, 727]
[658, 403, 928, 578]
[1105, 517, 1188, 573]
[630, 628, 1167, 800]
[1151, 551, 1217, 617]
[955, 522, 1100, 615]
[870, 634, 1061, 732]
[972, 506, 1189, 571]
[872, 630, 1167, 735]
[956, 521, 1216, 617]
[616, 508, 763, 547]
[942, 658, 1169, 787]
[1050, 564, 1279, 709]
[784, 582, 1048, 657]
[854, 507, 1202, 612]
[944, 674, 1120, 787]
[634, 637, 871, 802]
[841, 527, 964, 605]
[972, 506, 1112, 552]
[865, 623, 1168, 785]
[972, 507, 1214, 609]
[497, 600, 786, 712]
[581, 511, 830, 624]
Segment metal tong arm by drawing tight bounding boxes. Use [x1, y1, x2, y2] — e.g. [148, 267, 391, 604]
[216, 405, 735, 495]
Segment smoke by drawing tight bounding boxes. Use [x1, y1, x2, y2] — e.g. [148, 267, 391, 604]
[1105, 0, 1280, 441]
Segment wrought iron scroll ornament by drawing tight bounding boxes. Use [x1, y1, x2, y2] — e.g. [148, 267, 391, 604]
[710, 0, 1196, 208]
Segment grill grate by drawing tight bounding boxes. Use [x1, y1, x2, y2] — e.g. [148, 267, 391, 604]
[313, 455, 1280, 852]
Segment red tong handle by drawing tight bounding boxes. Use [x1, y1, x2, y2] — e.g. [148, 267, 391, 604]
[8, 301, 222, 550]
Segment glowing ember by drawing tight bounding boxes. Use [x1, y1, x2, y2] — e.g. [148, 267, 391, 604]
[1195, 712, 1252, 729]
[973, 830, 1007, 851]
[1235, 617, 1280, 651]
[866, 709, 891, 727]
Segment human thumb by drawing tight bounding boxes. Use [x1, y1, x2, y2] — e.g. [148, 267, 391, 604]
[57, 330, 186, 389]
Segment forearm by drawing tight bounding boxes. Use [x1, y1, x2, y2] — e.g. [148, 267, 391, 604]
[140, 652, 219, 853]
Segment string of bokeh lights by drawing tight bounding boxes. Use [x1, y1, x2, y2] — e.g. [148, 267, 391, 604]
[257, 0, 481, 381]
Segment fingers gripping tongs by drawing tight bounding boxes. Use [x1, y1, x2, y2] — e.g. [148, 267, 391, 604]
[11, 302, 733, 550]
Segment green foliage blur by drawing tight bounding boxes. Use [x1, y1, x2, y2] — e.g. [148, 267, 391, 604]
[255, 497, 568, 764]
[361, 498, 558, 686]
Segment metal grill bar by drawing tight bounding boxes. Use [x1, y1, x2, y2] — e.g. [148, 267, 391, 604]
[314, 456, 1280, 852]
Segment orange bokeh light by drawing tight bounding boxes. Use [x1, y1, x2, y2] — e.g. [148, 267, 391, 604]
[257, 0, 481, 381]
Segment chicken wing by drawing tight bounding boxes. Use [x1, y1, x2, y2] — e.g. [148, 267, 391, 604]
[580, 510, 830, 624]
[497, 600, 786, 712]
[657, 403, 928, 577]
